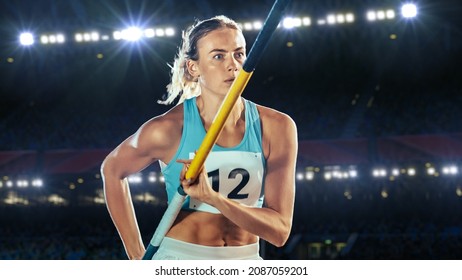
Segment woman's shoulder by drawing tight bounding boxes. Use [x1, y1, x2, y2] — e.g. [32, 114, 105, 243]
[254, 103, 296, 129]
[255, 103, 297, 145]
[253, 103, 297, 158]
[136, 104, 184, 149]
[143, 104, 183, 127]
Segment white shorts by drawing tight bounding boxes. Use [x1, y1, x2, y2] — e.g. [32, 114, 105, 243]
[152, 237, 263, 260]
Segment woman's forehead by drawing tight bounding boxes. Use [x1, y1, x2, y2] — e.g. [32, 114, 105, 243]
[197, 28, 246, 52]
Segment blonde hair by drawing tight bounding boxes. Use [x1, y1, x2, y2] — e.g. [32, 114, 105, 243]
[159, 15, 242, 105]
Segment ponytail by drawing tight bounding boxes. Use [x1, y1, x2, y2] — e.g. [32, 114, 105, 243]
[159, 28, 200, 105]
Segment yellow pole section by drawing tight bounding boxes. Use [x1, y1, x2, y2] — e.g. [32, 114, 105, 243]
[185, 69, 253, 181]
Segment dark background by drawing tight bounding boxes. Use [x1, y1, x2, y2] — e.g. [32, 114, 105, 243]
[1, 0, 462, 259]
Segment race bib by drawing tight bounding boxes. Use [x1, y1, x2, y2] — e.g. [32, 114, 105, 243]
[188, 151, 264, 214]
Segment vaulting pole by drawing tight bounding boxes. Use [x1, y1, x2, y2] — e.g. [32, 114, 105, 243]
[143, 0, 292, 259]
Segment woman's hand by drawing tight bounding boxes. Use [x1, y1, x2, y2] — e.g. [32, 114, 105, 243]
[177, 159, 218, 205]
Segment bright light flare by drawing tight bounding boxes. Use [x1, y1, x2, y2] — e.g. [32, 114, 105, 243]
[19, 32, 34, 46]
[118, 27, 143, 41]
[282, 17, 302, 29]
[401, 3, 417, 18]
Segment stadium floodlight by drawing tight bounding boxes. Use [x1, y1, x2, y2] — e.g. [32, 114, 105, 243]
[373, 168, 387, 177]
[379, 169, 387, 177]
[75, 32, 100, 42]
[49, 35, 57, 44]
[238, 21, 261, 31]
[336, 14, 345, 24]
[317, 19, 326, 25]
[386, 9, 396, 19]
[407, 168, 416, 176]
[19, 32, 34, 46]
[128, 173, 143, 184]
[32, 178, 43, 187]
[165, 27, 175, 36]
[58, 34, 65, 43]
[323, 13, 353, 25]
[345, 13, 355, 23]
[75, 33, 84, 42]
[142, 27, 175, 38]
[349, 169, 358, 178]
[113, 30, 122, 40]
[144, 28, 155, 38]
[84, 33, 91, 41]
[40, 34, 65, 44]
[243, 22, 253, 31]
[332, 170, 342, 178]
[252, 21, 263, 30]
[367, 9, 395, 21]
[155, 28, 165, 37]
[367, 11, 377, 21]
[327, 14, 336, 25]
[148, 172, 157, 183]
[442, 165, 458, 175]
[40, 35, 49, 44]
[302, 17, 311, 26]
[282, 17, 302, 29]
[401, 3, 417, 18]
[119, 26, 143, 41]
[90, 32, 99, 41]
[16, 180, 29, 188]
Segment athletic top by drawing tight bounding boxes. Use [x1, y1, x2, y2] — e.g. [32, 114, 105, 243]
[159, 97, 266, 214]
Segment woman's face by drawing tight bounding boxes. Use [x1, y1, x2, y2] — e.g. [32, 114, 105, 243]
[189, 27, 246, 97]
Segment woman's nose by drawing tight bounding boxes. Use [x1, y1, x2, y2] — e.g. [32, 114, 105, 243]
[227, 56, 240, 72]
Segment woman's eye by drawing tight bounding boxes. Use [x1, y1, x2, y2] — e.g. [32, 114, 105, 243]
[213, 54, 223, 60]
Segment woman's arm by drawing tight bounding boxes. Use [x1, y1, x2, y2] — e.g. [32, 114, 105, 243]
[180, 110, 298, 247]
[101, 113, 182, 259]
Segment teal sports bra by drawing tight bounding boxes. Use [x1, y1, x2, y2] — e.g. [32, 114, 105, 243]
[159, 97, 266, 213]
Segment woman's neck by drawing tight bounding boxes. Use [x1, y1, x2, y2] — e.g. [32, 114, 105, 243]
[196, 95, 244, 128]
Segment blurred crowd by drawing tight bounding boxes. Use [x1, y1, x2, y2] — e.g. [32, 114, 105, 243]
[1, 84, 461, 151]
[1, 176, 461, 260]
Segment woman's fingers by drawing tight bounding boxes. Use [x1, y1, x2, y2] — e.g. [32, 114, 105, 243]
[176, 158, 205, 185]
[176, 159, 192, 164]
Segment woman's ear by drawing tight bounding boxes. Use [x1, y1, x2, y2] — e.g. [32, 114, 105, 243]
[186, 60, 200, 80]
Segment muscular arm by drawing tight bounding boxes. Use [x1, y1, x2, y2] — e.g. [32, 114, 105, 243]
[101, 109, 182, 259]
[181, 110, 298, 247]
